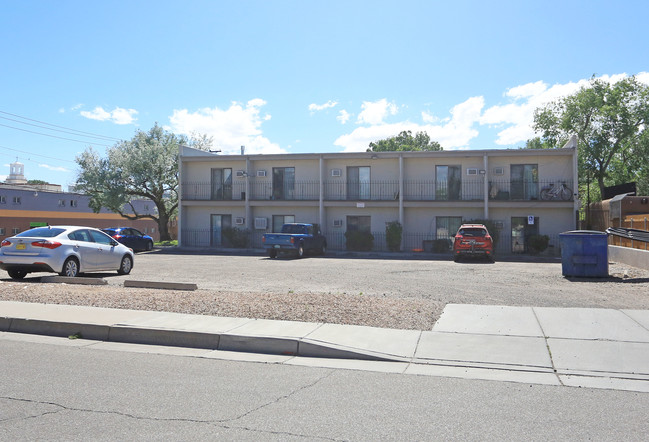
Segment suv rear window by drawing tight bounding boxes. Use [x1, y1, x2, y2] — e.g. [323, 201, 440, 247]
[16, 227, 65, 238]
[458, 228, 487, 237]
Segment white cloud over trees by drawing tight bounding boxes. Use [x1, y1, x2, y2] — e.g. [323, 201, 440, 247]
[80, 106, 138, 125]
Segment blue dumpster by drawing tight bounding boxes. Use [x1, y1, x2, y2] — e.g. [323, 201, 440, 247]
[559, 230, 609, 277]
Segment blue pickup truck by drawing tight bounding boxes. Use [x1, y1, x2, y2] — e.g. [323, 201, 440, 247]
[262, 223, 327, 258]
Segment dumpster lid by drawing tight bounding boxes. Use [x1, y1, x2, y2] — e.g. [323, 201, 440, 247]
[560, 230, 608, 236]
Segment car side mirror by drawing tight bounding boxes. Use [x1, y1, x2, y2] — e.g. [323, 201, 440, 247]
[111, 240, 119, 247]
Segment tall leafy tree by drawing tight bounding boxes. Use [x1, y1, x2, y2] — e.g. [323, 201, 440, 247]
[367, 130, 443, 152]
[75, 124, 209, 241]
[533, 76, 649, 197]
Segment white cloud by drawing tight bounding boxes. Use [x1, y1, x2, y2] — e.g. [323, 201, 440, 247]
[168, 99, 286, 155]
[335, 97, 483, 152]
[39, 164, 70, 172]
[357, 99, 398, 125]
[80, 106, 138, 125]
[308, 100, 338, 113]
[0, 174, 6, 181]
[337, 110, 351, 124]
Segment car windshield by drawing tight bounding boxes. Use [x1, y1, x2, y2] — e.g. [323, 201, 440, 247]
[459, 228, 486, 237]
[16, 227, 65, 238]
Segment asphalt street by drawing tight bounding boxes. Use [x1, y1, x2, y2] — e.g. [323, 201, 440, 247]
[1, 335, 648, 441]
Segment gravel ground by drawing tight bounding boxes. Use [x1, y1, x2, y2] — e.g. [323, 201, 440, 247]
[1, 252, 648, 331]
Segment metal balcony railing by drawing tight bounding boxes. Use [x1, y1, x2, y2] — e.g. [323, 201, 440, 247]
[181, 179, 574, 202]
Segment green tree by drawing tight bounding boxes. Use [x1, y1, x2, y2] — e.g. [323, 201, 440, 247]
[367, 130, 443, 152]
[522, 137, 554, 149]
[75, 124, 208, 241]
[533, 76, 649, 197]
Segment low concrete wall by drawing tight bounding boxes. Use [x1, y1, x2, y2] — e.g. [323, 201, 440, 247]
[608, 245, 649, 271]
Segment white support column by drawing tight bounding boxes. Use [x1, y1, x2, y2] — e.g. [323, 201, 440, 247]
[245, 157, 252, 230]
[177, 146, 184, 247]
[483, 154, 489, 219]
[319, 156, 325, 231]
[399, 154, 404, 226]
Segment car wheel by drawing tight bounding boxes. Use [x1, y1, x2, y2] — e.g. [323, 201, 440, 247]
[118, 255, 133, 275]
[60, 257, 80, 277]
[146, 240, 153, 251]
[8, 269, 27, 280]
[269, 249, 277, 259]
[296, 244, 305, 258]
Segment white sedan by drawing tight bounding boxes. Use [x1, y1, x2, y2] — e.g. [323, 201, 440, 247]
[0, 225, 134, 280]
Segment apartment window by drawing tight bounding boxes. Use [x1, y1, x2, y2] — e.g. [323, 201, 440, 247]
[436, 216, 463, 240]
[12, 227, 20, 235]
[510, 164, 538, 200]
[58, 199, 66, 207]
[211, 168, 233, 200]
[346, 216, 371, 232]
[70, 200, 78, 207]
[436, 165, 461, 200]
[272, 167, 295, 200]
[13, 196, 21, 204]
[210, 214, 232, 247]
[0, 227, 5, 235]
[0, 195, 5, 204]
[272, 215, 295, 233]
[144, 204, 149, 211]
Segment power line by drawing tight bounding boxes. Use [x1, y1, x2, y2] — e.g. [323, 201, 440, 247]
[0, 110, 122, 142]
[0, 144, 77, 164]
[0, 123, 113, 147]
[0, 115, 119, 142]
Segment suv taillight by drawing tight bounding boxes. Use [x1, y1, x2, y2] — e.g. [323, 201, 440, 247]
[31, 240, 62, 249]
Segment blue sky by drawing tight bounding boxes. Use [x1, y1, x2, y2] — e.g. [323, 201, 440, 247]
[1, 1, 648, 189]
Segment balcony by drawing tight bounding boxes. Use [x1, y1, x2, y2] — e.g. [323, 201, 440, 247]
[181, 179, 574, 202]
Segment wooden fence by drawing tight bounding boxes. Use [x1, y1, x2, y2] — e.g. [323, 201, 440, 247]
[609, 214, 649, 250]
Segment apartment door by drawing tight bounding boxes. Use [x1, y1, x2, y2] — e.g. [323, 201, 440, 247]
[211, 168, 232, 200]
[211, 214, 232, 246]
[347, 166, 370, 200]
[272, 167, 295, 200]
[510, 164, 538, 200]
[511, 216, 539, 253]
[436, 166, 461, 200]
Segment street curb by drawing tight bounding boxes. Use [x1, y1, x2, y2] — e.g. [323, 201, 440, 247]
[123, 280, 198, 291]
[40, 276, 108, 285]
[1, 315, 396, 361]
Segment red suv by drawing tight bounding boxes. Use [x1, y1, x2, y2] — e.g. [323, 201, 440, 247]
[453, 224, 494, 262]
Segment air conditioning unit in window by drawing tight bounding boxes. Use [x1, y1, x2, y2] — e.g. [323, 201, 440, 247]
[234, 217, 245, 225]
[493, 167, 504, 175]
[466, 168, 478, 176]
[235, 170, 246, 178]
[331, 169, 342, 177]
[257, 170, 267, 177]
[333, 219, 343, 227]
[254, 217, 267, 230]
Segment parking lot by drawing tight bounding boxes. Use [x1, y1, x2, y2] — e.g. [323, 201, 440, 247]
[1, 250, 648, 330]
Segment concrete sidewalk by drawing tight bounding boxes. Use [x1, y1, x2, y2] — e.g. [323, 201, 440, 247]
[1, 301, 648, 393]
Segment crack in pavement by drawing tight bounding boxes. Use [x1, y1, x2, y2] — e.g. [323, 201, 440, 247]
[0, 370, 343, 441]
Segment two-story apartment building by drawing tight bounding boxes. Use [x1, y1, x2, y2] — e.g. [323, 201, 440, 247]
[179, 145, 579, 254]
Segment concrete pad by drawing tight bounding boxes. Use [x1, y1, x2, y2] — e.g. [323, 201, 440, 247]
[416, 331, 553, 369]
[226, 318, 322, 339]
[41, 276, 107, 285]
[433, 304, 543, 337]
[287, 356, 409, 374]
[116, 312, 252, 333]
[0, 301, 151, 326]
[534, 307, 649, 341]
[622, 309, 649, 331]
[548, 338, 649, 375]
[560, 375, 649, 393]
[405, 363, 561, 386]
[124, 280, 197, 291]
[303, 323, 421, 359]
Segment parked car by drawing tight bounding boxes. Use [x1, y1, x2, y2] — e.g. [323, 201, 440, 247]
[262, 223, 327, 258]
[102, 227, 154, 252]
[0, 225, 134, 279]
[452, 223, 494, 262]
